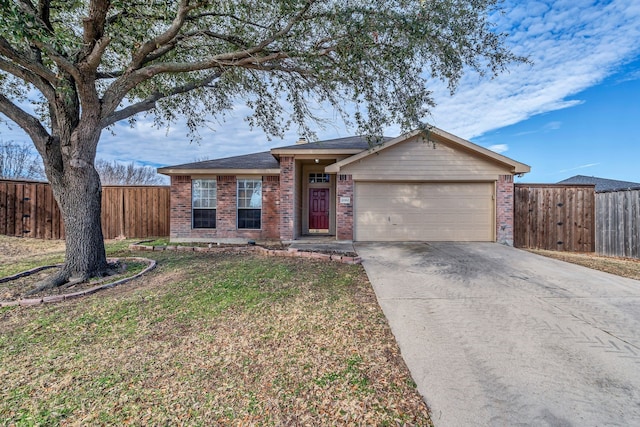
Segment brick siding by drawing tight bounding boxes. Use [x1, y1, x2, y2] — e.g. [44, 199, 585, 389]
[169, 176, 192, 237]
[336, 174, 354, 240]
[496, 174, 515, 245]
[279, 156, 295, 240]
[262, 176, 280, 239]
[169, 175, 279, 241]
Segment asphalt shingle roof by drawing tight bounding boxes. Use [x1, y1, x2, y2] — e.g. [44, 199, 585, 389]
[558, 175, 640, 192]
[161, 136, 393, 170]
[273, 135, 393, 150]
[164, 151, 279, 170]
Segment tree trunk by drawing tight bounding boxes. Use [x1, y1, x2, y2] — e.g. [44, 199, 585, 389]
[56, 164, 109, 279]
[33, 152, 109, 291]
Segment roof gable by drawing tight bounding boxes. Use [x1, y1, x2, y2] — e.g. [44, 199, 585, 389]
[325, 128, 530, 175]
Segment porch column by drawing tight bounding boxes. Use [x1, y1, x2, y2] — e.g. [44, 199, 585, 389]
[336, 174, 354, 240]
[279, 156, 295, 240]
[497, 174, 515, 245]
[170, 175, 192, 239]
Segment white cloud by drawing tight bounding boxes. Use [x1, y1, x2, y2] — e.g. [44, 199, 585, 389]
[488, 144, 509, 154]
[556, 162, 600, 174]
[428, 0, 640, 140]
[544, 121, 562, 131]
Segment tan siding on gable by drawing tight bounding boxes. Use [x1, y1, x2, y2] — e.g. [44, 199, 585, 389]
[341, 135, 512, 181]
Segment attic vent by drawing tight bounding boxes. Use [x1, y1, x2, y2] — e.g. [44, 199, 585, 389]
[296, 136, 308, 145]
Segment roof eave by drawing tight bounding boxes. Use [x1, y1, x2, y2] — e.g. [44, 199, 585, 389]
[514, 164, 531, 174]
[158, 168, 281, 176]
[270, 148, 365, 156]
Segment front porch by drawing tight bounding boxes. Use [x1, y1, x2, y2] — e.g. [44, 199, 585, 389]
[278, 156, 354, 241]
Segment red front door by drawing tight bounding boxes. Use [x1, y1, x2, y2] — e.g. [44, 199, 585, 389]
[309, 188, 330, 231]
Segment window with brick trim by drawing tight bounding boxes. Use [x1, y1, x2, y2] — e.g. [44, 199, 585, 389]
[192, 179, 216, 228]
[237, 178, 262, 229]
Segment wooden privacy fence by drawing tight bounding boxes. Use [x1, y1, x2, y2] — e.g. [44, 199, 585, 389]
[514, 184, 595, 252]
[1, 179, 169, 239]
[0, 179, 64, 239]
[596, 189, 640, 258]
[101, 186, 170, 239]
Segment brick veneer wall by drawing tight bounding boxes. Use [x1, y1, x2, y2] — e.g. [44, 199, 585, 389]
[169, 175, 279, 241]
[336, 174, 354, 240]
[262, 176, 280, 239]
[496, 174, 515, 245]
[216, 175, 238, 236]
[279, 156, 295, 240]
[170, 175, 192, 238]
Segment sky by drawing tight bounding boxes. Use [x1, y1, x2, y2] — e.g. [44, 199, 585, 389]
[1, 0, 639, 184]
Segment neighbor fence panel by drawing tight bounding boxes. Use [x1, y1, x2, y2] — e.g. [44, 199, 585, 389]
[596, 189, 640, 258]
[117, 186, 170, 239]
[1, 179, 169, 240]
[514, 184, 595, 252]
[0, 179, 63, 239]
[99, 185, 170, 239]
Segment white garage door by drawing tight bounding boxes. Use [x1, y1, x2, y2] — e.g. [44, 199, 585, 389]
[355, 182, 495, 241]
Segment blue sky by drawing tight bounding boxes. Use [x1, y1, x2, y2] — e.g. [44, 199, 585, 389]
[474, 58, 640, 183]
[1, 0, 639, 184]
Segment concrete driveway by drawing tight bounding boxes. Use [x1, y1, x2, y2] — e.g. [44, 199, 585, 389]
[356, 242, 640, 427]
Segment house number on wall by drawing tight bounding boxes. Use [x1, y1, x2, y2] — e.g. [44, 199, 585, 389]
[340, 197, 351, 204]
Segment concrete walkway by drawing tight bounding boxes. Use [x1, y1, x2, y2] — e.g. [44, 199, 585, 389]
[356, 242, 640, 427]
[288, 238, 356, 254]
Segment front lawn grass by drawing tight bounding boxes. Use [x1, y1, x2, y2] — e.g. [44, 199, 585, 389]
[0, 240, 431, 426]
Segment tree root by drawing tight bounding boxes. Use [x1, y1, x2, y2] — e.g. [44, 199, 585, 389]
[61, 277, 89, 289]
[24, 269, 74, 296]
[24, 261, 122, 296]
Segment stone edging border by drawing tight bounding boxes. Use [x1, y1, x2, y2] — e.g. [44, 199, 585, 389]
[0, 257, 156, 308]
[0, 264, 62, 284]
[128, 242, 362, 265]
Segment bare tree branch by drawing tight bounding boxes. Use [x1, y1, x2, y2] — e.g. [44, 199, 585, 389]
[29, 38, 81, 81]
[0, 36, 58, 84]
[37, 0, 54, 32]
[95, 159, 165, 185]
[128, 0, 195, 71]
[100, 1, 317, 119]
[101, 71, 222, 128]
[0, 58, 56, 102]
[185, 12, 270, 29]
[0, 139, 45, 180]
[199, 30, 250, 49]
[80, 0, 111, 71]
[0, 94, 51, 147]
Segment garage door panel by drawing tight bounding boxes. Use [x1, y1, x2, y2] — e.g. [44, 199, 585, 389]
[355, 182, 494, 241]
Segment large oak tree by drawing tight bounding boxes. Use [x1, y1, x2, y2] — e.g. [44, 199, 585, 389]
[0, 0, 524, 288]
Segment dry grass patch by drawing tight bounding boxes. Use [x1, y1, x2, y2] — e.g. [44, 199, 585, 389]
[0, 239, 431, 426]
[0, 236, 66, 277]
[528, 249, 640, 281]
